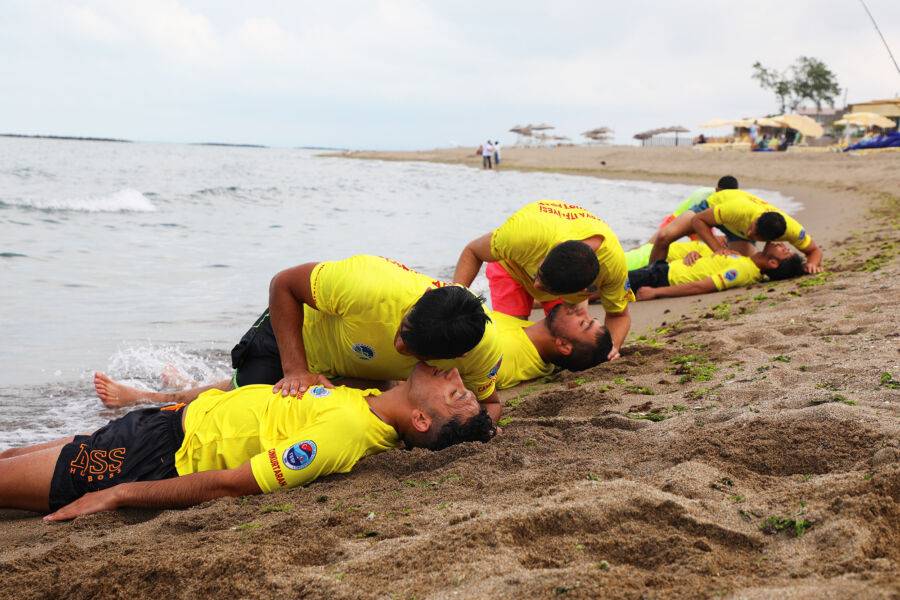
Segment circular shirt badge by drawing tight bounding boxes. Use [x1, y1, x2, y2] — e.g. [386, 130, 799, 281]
[309, 385, 331, 398]
[283, 440, 317, 470]
[724, 269, 738, 282]
[352, 343, 375, 360]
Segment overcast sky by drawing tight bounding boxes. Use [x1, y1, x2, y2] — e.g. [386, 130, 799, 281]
[2, 1, 898, 148]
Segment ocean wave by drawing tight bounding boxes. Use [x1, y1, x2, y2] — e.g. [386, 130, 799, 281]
[105, 344, 231, 390]
[0, 188, 157, 213]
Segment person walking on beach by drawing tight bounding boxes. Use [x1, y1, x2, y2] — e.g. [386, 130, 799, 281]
[482, 140, 494, 169]
[493, 141, 501, 167]
[630, 242, 805, 300]
[96, 255, 505, 421]
[453, 200, 633, 361]
[0, 363, 495, 521]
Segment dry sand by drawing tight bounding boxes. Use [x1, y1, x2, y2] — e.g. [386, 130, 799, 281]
[2, 147, 898, 599]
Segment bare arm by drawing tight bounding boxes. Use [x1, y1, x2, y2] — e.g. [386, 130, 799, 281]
[45, 463, 261, 521]
[453, 233, 496, 286]
[269, 262, 333, 396]
[604, 306, 631, 361]
[636, 277, 718, 300]
[800, 240, 823, 274]
[481, 390, 502, 423]
[691, 210, 731, 255]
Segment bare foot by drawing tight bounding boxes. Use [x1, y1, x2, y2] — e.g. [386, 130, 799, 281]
[94, 372, 161, 408]
[161, 364, 195, 389]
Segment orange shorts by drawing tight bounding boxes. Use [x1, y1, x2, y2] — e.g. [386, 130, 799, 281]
[486, 262, 562, 318]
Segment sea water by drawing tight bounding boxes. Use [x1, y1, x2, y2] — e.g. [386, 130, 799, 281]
[0, 137, 799, 448]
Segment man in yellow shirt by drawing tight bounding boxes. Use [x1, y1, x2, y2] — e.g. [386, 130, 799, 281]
[625, 240, 716, 271]
[650, 188, 823, 274]
[453, 200, 634, 361]
[493, 305, 612, 390]
[1, 364, 495, 521]
[95, 305, 610, 413]
[96, 255, 505, 421]
[630, 243, 805, 300]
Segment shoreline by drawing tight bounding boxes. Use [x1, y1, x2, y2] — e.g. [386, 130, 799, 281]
[3, 146, 898, 599]
[328, 146, 888, 347]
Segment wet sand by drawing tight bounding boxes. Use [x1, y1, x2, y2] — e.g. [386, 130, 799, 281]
[2, 147, 898, 599]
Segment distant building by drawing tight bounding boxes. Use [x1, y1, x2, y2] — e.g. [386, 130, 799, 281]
[797, 106, 844, 129]
[847, 98, 900, 128]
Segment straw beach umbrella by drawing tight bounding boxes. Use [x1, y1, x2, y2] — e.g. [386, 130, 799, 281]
[753, 117, 784, 128]
[669, 125, 689, 145]
[834, 112, 896, 128]
[773, 114, 824, 138]
[581, 127, 614, 144]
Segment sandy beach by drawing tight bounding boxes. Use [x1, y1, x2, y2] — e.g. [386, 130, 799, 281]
[2, 147, 898, 599]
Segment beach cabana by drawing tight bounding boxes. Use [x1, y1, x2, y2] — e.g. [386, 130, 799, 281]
[634, 126, 692, 147]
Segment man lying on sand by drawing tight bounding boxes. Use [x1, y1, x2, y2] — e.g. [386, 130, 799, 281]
[96, 304, 612, 406]
[492, 305, 611, 389]
[626, 239, 725, 271]
[651, 184, 824, 274]
[99, 255, 505, 420]
[630, 242, 805, 300]
[453, 200, 633, 361]
[0, 364, 494, 521]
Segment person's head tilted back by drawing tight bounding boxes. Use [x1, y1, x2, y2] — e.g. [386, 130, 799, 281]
[401, 286, 490, 359]
[759, 243, 805, 281]
[401, 364, 495, 450]
[545, 304, 613, 371]
[716, 175, 739, 191]
[537, 240, 600, 295]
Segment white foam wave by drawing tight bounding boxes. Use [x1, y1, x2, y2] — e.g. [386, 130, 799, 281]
[8, 188, 157, 213]
[105, 344, 231, 391]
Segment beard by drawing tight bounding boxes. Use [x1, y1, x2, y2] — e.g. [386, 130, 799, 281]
[545, 303, 566, 337]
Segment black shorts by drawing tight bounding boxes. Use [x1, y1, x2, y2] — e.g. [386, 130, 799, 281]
[628, 260, 670, 291]
[230, 309, 284, 387]
[49, 406, 185, 511]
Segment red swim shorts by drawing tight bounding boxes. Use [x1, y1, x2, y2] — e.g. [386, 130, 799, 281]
[486, 262, 562, 318]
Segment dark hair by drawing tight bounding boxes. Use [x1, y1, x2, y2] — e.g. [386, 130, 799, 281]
[756, 212, 787, 240]
[401, 286, 490, 359]
[717, 175, 739, 190]
[423, 407, 496, 450]
[761, 254, 805, 281]
[538, 241, 600, 294]
[551, 328, 613, 371]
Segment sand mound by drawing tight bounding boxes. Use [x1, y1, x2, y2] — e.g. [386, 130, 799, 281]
[2, 164, 898, 598]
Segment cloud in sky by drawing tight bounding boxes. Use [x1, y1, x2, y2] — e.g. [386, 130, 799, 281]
[1, 0, 898, 148]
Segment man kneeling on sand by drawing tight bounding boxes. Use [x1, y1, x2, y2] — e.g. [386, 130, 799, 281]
[99, 254, 504, 420]
[0, 364, 494, 521]
[629, 242, 805, 301]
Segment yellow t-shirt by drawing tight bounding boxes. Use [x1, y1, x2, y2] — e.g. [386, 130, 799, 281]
[304, 255, 502, 401]
[667, 254, 762, 290]
[175, 385, 399, 493]
[666, 241, 714, 263]
[491, 311, 554, 390]
[490, 200, 635, 313]
[707, 190, 812, 251]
